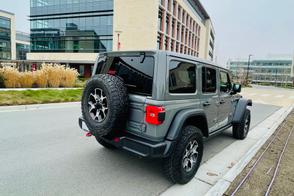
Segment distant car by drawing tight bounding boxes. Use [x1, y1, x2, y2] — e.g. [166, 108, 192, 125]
[79, 50, 252, 184]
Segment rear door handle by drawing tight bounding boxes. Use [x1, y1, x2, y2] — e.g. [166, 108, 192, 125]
[203, 101, 211, 106]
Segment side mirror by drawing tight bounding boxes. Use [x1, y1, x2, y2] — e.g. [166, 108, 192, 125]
[232, 83, 242, 94]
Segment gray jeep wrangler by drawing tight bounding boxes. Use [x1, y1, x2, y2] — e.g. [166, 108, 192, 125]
[78, 50, 252, 184]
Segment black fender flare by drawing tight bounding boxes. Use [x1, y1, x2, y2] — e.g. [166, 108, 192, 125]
[232, 98, 252, 124]
[166, 109, 209, 141]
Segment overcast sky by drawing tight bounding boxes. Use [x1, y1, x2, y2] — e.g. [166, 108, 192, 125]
[1, 0, 30, 32]
[201, 0, 294, 64]
[1, 0, 294, 64]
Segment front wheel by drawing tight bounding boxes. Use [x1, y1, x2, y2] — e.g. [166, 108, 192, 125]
[232, 109, 251, 140]
[163, 126, 203, 184]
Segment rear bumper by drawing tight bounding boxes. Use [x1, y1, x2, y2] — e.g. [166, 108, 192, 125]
[78, 117, 175, 158]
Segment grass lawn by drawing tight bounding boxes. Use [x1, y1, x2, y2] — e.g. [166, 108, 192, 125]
[0, 89, 82, 106]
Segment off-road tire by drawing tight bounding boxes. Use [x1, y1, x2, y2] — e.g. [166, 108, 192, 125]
[81, 74, 128, 137]
[163, 126, 203, 184]
[95, 136, 116, 149]
[233, 109, 251, 140]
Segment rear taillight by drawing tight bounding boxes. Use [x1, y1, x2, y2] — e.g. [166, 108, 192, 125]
[145, 105, 165, 125]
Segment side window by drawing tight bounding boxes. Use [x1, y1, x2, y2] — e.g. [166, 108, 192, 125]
[220, 71, 232, 93]
[202, 67, 216, 93]
[169, 61, 196, 94]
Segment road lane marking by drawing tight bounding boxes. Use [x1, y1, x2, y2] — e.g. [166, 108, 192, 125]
[261, 94, 270, 97]
[248, 93, 257, 96]
[0, 103, 79, 113]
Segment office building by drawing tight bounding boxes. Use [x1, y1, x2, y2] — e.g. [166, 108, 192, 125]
[27, 0, 215, 77]
[0, 10, 30, 61]
[16, 31, 30, 60]
[229, 57, 294, 85]
[0, 10, 16, 60]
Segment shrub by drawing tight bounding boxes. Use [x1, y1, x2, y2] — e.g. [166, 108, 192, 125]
[42, 64, 65, 88]
[0, 64, 79, 88]
[0, 73, 5, 88]
[0, 67, 20, 88]
[40, 63, 79, 88]
[20, 72, 34, 88]
[61, 67, 79, 87]
[34, 70, 48, 88]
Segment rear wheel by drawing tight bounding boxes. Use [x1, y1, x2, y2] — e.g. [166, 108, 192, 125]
[163, 126, 203, 184]
[233, 109, 251, 140]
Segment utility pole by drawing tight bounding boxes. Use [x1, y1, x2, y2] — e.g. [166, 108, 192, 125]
[246, 54, 253, 84]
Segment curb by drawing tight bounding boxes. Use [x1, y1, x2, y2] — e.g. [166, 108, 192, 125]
[0, 88, 82, 91]
[161, 105, 293, 196]
[205, 105, 293, 196]
[0, 102, 80, 113]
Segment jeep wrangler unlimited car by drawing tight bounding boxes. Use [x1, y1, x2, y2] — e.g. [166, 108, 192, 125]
[78, 50, 252, 184]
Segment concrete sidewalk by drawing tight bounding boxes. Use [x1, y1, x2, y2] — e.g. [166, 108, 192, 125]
[161, 105, 294, 196]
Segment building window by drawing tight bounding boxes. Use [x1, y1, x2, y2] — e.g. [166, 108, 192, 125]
[158, 8, 164, 32]
[171, 19, 175, 38]
[178, 6, 181, 20]
[0, 16, 11, 60]
[173, 1, 177, 15]
[165, 15, 170, 34]
[79, 65, 85, 76]
[181, 28, 184, 43]
[157, 33, 163, 49]
[177, 22, 180, 40]
[167, 0, 171, 11]
[165, 36, 169, 50]
[16, 43, 30, 60]
[171, 40, 175, 51]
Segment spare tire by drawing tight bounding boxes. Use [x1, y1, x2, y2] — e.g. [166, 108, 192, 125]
[81, 74, 128, 137]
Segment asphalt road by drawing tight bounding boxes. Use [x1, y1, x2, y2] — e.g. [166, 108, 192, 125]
[0, 103, 280, 196]
[241, 85, 294, 107]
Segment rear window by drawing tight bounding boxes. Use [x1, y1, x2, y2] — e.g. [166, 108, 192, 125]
[95, 55, 154, 96]
[169, 61, 196, 94]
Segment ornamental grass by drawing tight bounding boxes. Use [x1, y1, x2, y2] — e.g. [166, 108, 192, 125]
[0, 63, 79, 88]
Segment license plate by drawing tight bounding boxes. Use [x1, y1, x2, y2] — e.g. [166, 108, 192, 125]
[81, 121, 89, 132]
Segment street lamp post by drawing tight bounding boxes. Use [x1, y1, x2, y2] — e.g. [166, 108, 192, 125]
[115, 30, 122, 51]
[246, 54, 253, 84]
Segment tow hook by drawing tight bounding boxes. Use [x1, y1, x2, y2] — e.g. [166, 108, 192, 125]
[85, 132, 92, 137]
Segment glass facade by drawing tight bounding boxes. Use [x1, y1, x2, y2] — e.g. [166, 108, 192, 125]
[16, 43, 30, 60]
[0, 16, 11, 60]
[229, 60, 293, 84]
[30, 0, 113, 53]
[31, 0, 113, 15]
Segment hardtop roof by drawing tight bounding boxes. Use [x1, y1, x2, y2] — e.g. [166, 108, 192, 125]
[100, 50, 229, 72]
